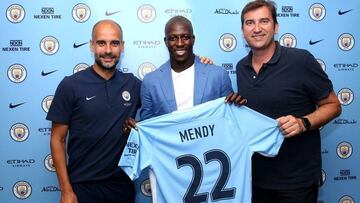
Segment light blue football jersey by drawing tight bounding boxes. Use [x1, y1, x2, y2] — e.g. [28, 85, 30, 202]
[119, 97, 284, 203]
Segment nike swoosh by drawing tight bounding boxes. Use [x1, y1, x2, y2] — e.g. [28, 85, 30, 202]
[73, 42, 88, 48]
[309, 39, 323, 45]
[338, 9, 352, 15]
[41, 70, 58, 76]
[86, 96, 96, 101]
[105, 11, 121, 16]
[9, 102, 26, 109]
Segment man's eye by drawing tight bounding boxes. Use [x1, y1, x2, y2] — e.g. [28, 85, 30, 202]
[245, 21, 254, 26]
[97, 41, 105, 46]
[261, 19, 270, 24]
[111, 41, 120, 46]
[181, 35, 191, 40]
[168, 36, 177, 41]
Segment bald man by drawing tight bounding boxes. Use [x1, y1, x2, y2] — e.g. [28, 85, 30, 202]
[47, 20, 140, 203]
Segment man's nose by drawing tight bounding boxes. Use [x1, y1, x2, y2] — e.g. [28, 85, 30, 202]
[175, 37, 184, 46]
[253, 22, 262, 33]
[104, 44, 112, 53]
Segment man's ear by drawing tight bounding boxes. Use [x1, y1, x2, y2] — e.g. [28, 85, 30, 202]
[90, 40, 94, 52]
[120, 41, 125, 53]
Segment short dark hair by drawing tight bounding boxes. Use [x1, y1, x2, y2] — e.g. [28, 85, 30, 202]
[241, 0, 278, 28]
[164, 16, 193, 36]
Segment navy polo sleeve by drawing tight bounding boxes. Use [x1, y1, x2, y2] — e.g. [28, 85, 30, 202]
[46, 76, 74, 124]
[302, 51, 333, 102]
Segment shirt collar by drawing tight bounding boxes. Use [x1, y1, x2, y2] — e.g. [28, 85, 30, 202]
[244, 41, 282, 67]
[90, 65, 119, 81]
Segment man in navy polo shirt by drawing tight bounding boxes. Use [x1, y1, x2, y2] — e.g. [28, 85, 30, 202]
[47, 20, 141, 203]
[236, 1, 341, 202]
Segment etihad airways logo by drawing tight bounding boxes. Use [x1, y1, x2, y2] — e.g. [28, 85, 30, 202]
[133, 40, 161, 49]
[165, 8, 192, 17]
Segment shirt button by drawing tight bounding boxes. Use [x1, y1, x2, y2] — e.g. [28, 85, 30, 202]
[253, 75, 256, 79]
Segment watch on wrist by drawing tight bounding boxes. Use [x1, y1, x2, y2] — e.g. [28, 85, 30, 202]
[301, 117, 311, 132]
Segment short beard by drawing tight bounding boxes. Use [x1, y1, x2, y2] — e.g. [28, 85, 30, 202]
[95, 57, 119, 72]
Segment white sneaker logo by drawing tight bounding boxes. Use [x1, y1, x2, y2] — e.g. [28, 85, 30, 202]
[86, 96, 96, 101]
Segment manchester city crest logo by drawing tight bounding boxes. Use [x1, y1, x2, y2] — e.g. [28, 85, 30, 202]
[7, 64, 27, 83]
[40, 36, 59, 55]
[10, 123, 29, 142]
[73, 63, 89, 74]
[336, 141, 352, 159]
[339, 195, 354, 203]
[6, 4, 25, 23]
[309, 3, 326, 21]
[337, 88, 354, 106]
[219, 33, 237, 52]
[338, 33, 355, 51]
[138, 62, 156, 80]
[141, 179, 152, 197]
[122, 91, 131, 101]
[44, 154, 56, 172]
[13, 181, 32, 199]
[72, 3, 91, 23]
[137, 4, 156, 23]
[316, 59, 326, 72]
[42, 95, 54, 113]
[279, 33, 297, 48]
[318, 169, 326, 187]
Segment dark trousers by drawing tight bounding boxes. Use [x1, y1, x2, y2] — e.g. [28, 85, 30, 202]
[72, 179, 135, 203]
[252, 183, 318, 203]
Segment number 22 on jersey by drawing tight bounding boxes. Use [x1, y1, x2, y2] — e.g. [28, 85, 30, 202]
[176, 149, 236, 203]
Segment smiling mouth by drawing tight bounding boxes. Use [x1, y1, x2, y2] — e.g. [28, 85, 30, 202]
[253, 34, 265, 38]
[175, 50, 186, 55]
[102, 57, 115, 63]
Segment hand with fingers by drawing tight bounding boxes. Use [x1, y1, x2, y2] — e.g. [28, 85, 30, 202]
[277, 115, 306, 138]
[198, 55, 214, 65]
[224, 92, 247, 106]
[123, 117, 138, 136]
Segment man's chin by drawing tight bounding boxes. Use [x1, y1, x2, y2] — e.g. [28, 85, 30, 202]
[101, 65, 116, 71]
[95, 60, 118, 71]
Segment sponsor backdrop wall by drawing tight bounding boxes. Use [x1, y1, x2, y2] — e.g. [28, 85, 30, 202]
[1, 0, 358, 202]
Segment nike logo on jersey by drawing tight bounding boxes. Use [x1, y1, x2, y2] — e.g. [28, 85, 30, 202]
[105, 10, 120, 16]
[86, 96, 96, 101]
[9, 102, 25, 109]
[41, 70, 57, 76]
[309, 39, 323, 45]
[338, 9, 352, 15]
[73, 42, 88, 48]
